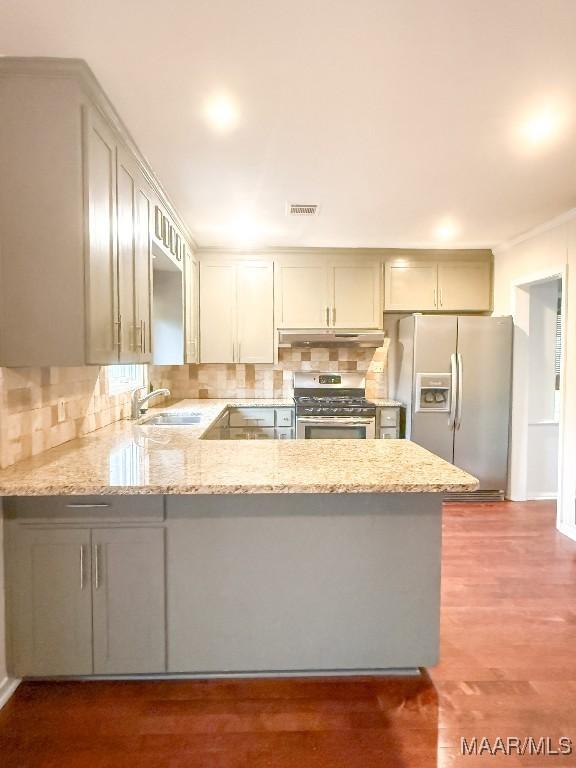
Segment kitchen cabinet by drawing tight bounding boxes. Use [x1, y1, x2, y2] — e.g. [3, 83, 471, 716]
[92, 528, 165, 674]
[184, 249, 199, 363]
[116, 146, 153, 362]
[237, 262, 275, 362]
[10, 528, 93, 676]
[331, 262, 381, 328]
[0, 59, 189, 366]
[85, 108, 119, 363]
[384, 259, 492, 312]
[436, 262, 491, 311]
[384, 262, 438, 312]
[9, 524, 166, 677]
[200, 261, 274, 363]
[275, 256, 381, 329]
[202, 407, 295, 440]
[275, 261, 329, 328]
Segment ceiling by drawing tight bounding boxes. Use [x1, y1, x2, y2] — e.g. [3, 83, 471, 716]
[2, 0, 576, 249]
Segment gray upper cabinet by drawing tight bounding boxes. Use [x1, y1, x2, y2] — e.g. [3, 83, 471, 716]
[85, 108, 119, 364]
[184, 249, 199, 363]
[384, 256, 492, 313]
[200, 260, 274, 363]
[0, 58, 187, 367]
[275, 256, 382, 329]
[115, 146, 153, 363]
[436, 262, 491, 311]
[10, 528, 93, 677]
[92, 527, 165, 675]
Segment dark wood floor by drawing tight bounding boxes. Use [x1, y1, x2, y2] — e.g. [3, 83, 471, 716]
[1, 501, 575, 767]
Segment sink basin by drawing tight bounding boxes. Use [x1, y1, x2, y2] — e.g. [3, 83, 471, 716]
[139, 412, 202, 426]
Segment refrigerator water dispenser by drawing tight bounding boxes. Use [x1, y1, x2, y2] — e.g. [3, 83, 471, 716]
[415, 373, 451, 412]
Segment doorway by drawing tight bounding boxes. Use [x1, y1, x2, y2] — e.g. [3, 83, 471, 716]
[509, 273, 564, 505]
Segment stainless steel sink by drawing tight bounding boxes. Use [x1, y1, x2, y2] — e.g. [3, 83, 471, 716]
[139, 412, 202, 426]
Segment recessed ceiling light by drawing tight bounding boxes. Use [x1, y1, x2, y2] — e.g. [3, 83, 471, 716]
[517, 101, 569, 149]
[522, 109, 559, 145]
[434, 218, 459, 241]
[203, 92, 239, 134]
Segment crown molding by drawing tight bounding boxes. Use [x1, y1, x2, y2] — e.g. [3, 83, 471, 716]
[494, 208, 576, 255]
[0, 56, 196, 248]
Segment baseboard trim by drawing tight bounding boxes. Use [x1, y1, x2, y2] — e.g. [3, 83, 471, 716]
[527, 493, 558, 501]
[558, 523, 576, 543]
[0, 676, 20, 710]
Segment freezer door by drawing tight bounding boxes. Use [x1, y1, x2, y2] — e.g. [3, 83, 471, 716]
[454, 316, 513, 490]
[410, 315, 457, 463]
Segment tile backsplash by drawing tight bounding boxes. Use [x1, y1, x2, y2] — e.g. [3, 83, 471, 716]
[150, 346, 378, 400]
[0, 346, 388, 469]
[0, 366, 132, 469]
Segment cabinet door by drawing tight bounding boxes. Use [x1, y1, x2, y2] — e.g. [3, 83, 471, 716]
[200, 263, 236, 362]
[276, 262, 329, 328]
[11, 528, 93, 676]
[437, 262, 491, 311]
[184, 250, 199, 363]
[384, 262, 438, 311]
[85, 109, 119, 363]
[116, 147, 139, 362]
[237, 262, 274, 363]
[92, 528, 166, 675]
[331, 262, 381, 328]
[134, 177, 153, 361]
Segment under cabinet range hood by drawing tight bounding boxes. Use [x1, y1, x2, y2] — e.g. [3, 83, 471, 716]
[278, 330, 385, 347]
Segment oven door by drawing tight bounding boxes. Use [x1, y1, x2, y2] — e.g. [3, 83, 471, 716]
[296, 416, 376, 439]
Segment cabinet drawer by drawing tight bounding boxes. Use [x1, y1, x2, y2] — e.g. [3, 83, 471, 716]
[4, 495, 165, 523]
[275, 408, 294, 427]
[379, 408, 398, 427]
[228, 427, 275, 440]
[379, 427, 399, 439]
[275, 427, 294, 440]
[228, 408, 275, 428]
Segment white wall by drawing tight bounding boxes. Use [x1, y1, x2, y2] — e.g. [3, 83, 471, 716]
[494, 212, 576, 538]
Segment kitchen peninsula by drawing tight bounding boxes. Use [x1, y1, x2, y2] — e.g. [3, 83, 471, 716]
[0, 400, 477, 679]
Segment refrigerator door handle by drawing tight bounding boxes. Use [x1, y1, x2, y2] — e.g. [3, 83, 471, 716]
[456, 352, 463, 430]
[448, 353, 458, 429]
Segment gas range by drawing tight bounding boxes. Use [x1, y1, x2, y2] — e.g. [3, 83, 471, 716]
[293, 372, 376, 439]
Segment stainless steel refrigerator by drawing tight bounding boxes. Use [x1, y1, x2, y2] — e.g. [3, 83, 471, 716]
[396, 315, 513, 498]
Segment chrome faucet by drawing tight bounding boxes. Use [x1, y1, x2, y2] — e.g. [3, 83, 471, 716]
[131, 386, 171, 420]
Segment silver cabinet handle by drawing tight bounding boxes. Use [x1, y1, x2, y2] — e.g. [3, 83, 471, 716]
[439, 288, 443, 307]
[66, 503, 111, 508]
[80, 545, 85, 590]
[94, 544, 101, 590]
[456, 353, 463, 430]
[325, 307, 330, 326]
[113, 317, 122, 347]
[332, 307, 336, 325]
[238, 341, 242, 362]
[142, 320, 146, 354]
[448, 353, 457, 429]
[433, 288, 437, 308]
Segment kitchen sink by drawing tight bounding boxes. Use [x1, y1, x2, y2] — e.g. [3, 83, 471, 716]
[139, 412, 202, 426]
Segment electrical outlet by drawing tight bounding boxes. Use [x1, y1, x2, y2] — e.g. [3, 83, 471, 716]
[57, 399, 66, 423]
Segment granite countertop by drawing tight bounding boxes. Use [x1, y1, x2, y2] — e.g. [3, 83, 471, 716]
[0, 399, 478, 496]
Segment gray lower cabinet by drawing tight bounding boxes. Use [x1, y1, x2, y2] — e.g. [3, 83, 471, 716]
[9, 526, 165, 677]
[92, 528, 165, 675]
[11, 528, 94, 677]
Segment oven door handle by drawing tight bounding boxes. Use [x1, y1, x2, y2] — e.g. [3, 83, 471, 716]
[297, 417, 375, 425]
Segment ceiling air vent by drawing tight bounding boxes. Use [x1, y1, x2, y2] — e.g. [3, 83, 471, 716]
[287, 203, 319, 217]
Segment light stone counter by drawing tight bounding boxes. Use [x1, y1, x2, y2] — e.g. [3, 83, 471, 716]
[0, 399, 477, 496]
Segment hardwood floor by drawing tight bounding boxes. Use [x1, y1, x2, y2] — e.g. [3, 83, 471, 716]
[1, 501, 575, 767]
